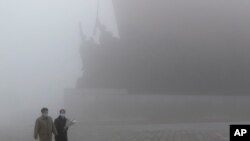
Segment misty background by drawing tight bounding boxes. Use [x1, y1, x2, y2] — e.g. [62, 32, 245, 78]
[1, 0, 250, 140]
[0, 0, 117, 126]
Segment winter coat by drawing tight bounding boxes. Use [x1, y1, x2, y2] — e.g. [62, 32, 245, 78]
[34, 116, 57, 141]
[54, 116, 68, 141]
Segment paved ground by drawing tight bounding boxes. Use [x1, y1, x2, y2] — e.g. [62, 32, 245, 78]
[68, 122, 230, 141]
[0, 122, 232, 141]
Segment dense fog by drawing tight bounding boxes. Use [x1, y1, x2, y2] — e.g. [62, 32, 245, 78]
[1, 0, 250, 141]
[0, 0, 117, 127]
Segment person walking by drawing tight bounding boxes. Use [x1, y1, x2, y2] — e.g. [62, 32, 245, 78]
[54, 109, 69, 141]
[34, 107, 57, 141]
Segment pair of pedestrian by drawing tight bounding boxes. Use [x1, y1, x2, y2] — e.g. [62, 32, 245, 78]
[34, 107, 69, 141]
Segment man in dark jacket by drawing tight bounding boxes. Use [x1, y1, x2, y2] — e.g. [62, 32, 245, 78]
[54, 109, 68, 141]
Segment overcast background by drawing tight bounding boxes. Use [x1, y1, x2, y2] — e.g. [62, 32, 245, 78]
[1, 0, 250, 130]
[0, 0, 118, 126]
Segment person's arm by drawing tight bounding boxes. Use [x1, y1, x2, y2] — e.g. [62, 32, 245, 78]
[34, 119, 39, 139]
[52, 118, 58, 136]
[54, 118, 61, 133]
[63, 118, 69, 132]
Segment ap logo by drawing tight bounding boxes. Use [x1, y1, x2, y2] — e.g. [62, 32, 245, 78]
[230, 125, 250, 141]
[234, 129, 247, 136]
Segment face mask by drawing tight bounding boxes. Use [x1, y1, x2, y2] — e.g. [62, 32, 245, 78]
[60, 113, 65, 117]
[42, 113, 48, 117]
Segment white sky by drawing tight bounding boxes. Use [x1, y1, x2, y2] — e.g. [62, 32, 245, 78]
[0, 0, 118, 124]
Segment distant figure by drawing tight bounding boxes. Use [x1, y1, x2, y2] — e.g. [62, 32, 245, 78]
[54, 109, 69, 141]
[34, 107, 58, 141]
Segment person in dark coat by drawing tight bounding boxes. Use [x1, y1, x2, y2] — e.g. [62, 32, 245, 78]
[54, 109, 68, 141]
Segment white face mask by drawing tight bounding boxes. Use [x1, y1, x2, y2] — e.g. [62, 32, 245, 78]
[60, 113, 65, 117]
[42, 113, 48, 117]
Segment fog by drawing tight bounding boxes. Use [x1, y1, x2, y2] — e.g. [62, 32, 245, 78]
[109, 0, 250, 94]
[0, 0, 117, 126]
[1, 0, 250, 140]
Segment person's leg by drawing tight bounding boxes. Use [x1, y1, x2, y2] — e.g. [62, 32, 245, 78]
[39, 134, 50, 141]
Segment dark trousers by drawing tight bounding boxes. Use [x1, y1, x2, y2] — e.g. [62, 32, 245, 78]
[55, 133, 68, 141]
